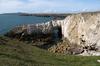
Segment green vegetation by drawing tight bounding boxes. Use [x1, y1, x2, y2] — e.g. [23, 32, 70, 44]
[0, 36, 100, 66]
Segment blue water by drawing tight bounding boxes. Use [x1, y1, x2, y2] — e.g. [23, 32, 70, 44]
[0, 14, 53, 34]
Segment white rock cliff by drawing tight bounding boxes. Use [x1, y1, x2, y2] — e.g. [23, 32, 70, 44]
[12, 12, 100, 47]
[9, 12, 100, 55]
[62, 13, 100, 48]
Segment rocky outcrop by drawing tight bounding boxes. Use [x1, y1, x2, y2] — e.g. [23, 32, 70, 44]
[5, 12, 100, 56]
[5, 20, 63, 40]
[5, 20, 63, 48]
[62, 12, 100, 48]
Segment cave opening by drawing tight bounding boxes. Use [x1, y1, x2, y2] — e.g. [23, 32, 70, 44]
[52, 27, 62, 41]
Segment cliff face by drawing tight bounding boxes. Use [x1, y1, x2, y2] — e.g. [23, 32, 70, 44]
[62, 13, 100, 48]
[6, 12, 100, 55]
[11, 20, 63, 34]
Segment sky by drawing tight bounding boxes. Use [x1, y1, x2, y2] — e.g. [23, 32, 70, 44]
[0, 0, 100, 14]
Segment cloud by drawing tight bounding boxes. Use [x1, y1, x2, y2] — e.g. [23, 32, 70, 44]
[0, 0, 66, 13]
[0, 0, 23, 13]
[0, 0, 100, 13]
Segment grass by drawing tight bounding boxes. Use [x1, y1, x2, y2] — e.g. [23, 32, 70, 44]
[0, 36, 100, 66]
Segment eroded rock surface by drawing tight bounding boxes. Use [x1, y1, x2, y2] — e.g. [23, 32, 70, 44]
[62, 13, 100, 48]
[5, 12, 100, 56]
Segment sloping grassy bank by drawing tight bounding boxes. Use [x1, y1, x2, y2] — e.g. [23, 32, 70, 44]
[0, 36, 100, 66]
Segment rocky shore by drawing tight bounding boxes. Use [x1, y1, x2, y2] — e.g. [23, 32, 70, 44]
[5, 12, 100, 56]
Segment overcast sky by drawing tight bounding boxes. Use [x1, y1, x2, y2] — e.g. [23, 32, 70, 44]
[0, 0, 100, 14]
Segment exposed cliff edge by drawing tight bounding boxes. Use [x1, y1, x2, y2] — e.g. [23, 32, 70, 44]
[5, 12, 100, 56]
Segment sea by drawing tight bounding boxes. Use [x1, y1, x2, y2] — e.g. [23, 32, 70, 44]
[0, 14, 53, 34]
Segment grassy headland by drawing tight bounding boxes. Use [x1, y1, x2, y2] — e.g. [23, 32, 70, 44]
[0, 36, 100, 66]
